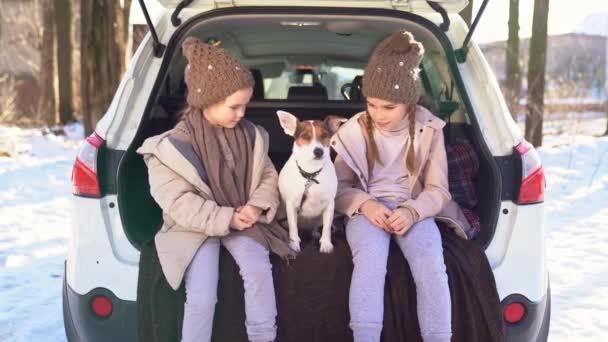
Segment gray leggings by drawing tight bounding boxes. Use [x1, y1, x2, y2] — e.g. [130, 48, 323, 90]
[346, 204, 451, 342]
[181, 234, 276, 342]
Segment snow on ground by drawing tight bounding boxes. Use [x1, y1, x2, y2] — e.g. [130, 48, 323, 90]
[0, 124, 83, 342]
[0, 117, 607, 341]
[541, 133, 608, 340]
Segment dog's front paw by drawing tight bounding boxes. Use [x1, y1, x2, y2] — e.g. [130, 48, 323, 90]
[289, 237, 301, 253]
[319, 239, 334, 254]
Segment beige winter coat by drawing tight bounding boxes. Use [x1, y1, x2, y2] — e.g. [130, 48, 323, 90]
[136, 123, 280, 290]
[330, 106, 471, 239]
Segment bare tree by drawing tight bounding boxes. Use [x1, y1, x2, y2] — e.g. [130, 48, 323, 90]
[80, 0, 131, 136]
[131, 25, 150, 57]
[459, 0, 473, 27]
[505, 0, 521, 121]
[0, 75, 19, 124]
[0, 0, 42, 76]
[39, 0, 56, 125]
[117, 0, 133, 71]
[605, 40, 608, 135]
[525, 0, 550, 147]
[55, 0, 73, 124]
[605, 103, 608, 136]
[0, 0, 49, 124]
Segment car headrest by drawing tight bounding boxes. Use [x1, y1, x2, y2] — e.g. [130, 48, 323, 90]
[287, 85, 328, 100]
[250, 68, 264, 100]
[348, 75, 363, 101]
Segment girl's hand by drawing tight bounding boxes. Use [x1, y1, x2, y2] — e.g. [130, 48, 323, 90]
[387, 208, 417, 236]
[237, 205, 263, 224]
[230, 208, 253, 231]
[359, 200, 392, 232]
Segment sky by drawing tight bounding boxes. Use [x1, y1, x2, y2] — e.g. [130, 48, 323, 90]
[473, 0, 608, 43]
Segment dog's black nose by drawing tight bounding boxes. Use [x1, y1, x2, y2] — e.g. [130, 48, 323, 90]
[313, 148, 324, 158]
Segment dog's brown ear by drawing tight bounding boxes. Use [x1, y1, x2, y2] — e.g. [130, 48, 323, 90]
[324, 115, 348, 134]
[277, 110, 299, 136]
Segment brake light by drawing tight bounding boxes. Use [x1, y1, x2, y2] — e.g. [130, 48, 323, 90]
[91, 295, 113, 318]
[71, 132, 104, 197]
[515, 140, 545, 204]
[504, 302, 526, 324]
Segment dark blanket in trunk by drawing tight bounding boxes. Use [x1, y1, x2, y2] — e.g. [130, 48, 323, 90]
[137, 226, 505, 342]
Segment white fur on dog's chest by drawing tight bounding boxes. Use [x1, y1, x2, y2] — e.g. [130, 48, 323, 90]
[298, 182, 333, 218]
[278, 158, 337, 218]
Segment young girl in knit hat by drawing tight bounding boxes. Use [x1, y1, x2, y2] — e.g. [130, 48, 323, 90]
[137, 37, 293, 342]
[331, 31, 471, 342]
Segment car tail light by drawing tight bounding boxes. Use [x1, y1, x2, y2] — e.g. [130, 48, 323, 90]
[504, 302, 526, 324]
[72, 132, 104, 197]
[91, 295, 113, 318]
[515, 140, 546, 204]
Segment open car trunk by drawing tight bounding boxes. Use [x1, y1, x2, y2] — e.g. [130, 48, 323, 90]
[118, 7, 501, 249]
[116, 6, 504, 341]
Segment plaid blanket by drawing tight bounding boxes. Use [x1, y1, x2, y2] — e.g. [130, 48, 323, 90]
[446, 138, 481, 238]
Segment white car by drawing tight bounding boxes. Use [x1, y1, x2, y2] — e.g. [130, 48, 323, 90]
[64, 1, 549, 341]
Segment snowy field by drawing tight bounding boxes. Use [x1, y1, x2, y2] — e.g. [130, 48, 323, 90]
[0, 124, 82, 342]
[0, 118, 607, 341]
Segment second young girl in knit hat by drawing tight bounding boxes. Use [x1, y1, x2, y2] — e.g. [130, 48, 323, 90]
[331, 30, 471, 342]
[137, 37, 293, 342]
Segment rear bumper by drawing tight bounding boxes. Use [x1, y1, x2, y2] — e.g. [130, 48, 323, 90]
[504, 284, 551, 342]
[62, 265, 136, 342]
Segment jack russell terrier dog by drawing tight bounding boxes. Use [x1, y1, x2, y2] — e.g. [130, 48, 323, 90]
[276, 110, 346, 253]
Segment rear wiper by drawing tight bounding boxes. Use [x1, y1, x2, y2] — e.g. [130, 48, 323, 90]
[455, 0, 490, 63]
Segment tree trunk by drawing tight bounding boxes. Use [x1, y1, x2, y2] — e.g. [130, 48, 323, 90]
[604, 100, 608, 135]
[80, 0, 122, 136]
[80, 0, 91, 136]
[39, 0, 56, 126]
[506, 0, 521, 122]
[605, 102, 608, 135]
[132, 24, 150, 56]
[55, 0, 73, 124]
[117, 0, 132, 71]
[459, 0, 473, 28]
[605, 41, 608, 136]
[525, 0, 550, 147]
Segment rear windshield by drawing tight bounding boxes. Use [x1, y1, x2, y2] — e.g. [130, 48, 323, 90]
[264, 66, 363, 100]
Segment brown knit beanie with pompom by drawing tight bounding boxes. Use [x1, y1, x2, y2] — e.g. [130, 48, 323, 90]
[362, 30, 424, 105]
[182, 37, 254, 110]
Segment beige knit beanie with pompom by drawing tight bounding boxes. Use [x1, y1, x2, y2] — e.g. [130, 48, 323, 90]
[362, 30, 424, 106]
[182, 37, 254, 110]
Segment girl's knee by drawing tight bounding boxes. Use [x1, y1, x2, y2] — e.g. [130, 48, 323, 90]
[239, 259, 273, 281]
[185, 290, 217, 310]
[236, 248, 272, 277]
[346, 214, 379, 235]
[224, 236, 269, 261]
[409, 218, 441, 239]
[408, 252, 448, 284]
[398, 219, 443, 258]
[352, 247, 389, 278]
[416, 217, 437, 227]
[347, 216, 389, 248]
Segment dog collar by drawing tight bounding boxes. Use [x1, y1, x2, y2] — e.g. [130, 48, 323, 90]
[296, 161, 323, 213]
[296, 161, 322, 184]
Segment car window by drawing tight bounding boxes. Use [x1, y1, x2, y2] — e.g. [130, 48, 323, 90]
[259, 59, 444, 101]
[263, 65, 364, 100]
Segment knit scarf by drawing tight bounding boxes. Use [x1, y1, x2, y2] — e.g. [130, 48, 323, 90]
[172, 111, 293, 259]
